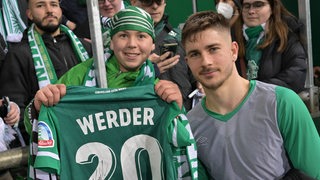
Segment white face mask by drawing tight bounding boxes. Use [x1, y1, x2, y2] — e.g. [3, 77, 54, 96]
[216, 2, 234, 19]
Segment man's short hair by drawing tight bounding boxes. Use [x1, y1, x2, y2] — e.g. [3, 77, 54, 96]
[181, 11, 230, 47]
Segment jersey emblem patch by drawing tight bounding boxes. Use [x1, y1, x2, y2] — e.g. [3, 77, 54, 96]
[38, 121, 54, 147]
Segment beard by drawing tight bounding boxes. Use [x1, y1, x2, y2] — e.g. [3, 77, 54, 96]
[197, 65, 234, 91]
[33, 17, 60, 34]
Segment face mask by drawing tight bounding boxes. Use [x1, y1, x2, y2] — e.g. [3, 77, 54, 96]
[216, 2, 234, 19]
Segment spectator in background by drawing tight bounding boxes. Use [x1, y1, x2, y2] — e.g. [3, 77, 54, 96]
[215, 0, 241, 26]
[59, 0, 88, 32]
[182, 10, 320, 179]
[130, 0, 197, 111]
[235, 0, 307, 93]
[0, 0, 92, 142]
[73, 0, 129, 43]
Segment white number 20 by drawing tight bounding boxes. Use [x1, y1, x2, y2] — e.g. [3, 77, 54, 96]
[76, 134, 163, 179]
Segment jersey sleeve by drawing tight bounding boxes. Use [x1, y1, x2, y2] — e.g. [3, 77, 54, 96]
[276, 86, 320, 179]
[34, 107, 61, 174]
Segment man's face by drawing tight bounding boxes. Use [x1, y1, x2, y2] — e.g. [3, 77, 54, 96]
[99, 0, 123, 18]
[110, 30, 155, 72]
[27, 0, 62, 34]
[185, 28, 238, 90]
[130, 0, 166, 25]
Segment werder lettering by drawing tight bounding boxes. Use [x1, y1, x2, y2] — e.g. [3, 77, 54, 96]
[76, 107, 155, 135]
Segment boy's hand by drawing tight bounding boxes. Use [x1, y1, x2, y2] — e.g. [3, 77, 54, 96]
[155, 80, 183, 109]
[34, 84, 67, 112]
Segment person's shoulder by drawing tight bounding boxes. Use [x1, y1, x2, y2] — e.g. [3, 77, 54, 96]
[57, 58, 94, 85]
[282, 15, 304, 34]
[274, 85, 304, 106]
[6, 39, 30, 56]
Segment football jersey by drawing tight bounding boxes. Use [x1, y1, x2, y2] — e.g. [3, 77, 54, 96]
[34, 85, 198, 179]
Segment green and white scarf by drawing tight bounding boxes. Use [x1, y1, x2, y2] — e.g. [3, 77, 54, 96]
[28, 24, 89, 88]
[83, 49, 156, 88]
[243, 24, 265, 80]
[0, 0, 26, 43]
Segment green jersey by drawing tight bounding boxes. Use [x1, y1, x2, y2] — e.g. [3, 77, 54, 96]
[34, 85, 198, 179]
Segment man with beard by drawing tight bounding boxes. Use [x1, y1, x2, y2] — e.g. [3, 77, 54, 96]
[0, 0, 92, 144]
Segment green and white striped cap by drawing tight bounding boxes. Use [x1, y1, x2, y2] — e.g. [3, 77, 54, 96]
[110, 6, 155, 41]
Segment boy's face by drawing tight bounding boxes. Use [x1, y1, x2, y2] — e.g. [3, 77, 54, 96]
[185, 28, 238, 90]
[110, 30, 155, 72]
[27, 0, 62, 34]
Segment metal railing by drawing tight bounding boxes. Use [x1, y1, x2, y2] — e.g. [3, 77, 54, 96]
[0, 146, 28, 171]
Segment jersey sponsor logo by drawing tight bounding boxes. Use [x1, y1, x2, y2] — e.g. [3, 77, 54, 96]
[38, 121, 54, 147]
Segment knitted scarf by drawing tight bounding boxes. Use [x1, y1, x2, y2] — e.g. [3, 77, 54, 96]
[28, 24, 89, 88]
[243, 24, 265, 80]
[0, 0, 26, 43]
[83, 49, 156, 88]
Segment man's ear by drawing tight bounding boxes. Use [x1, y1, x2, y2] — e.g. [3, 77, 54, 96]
[26, 9, 33, 21]
[231, 41, 238, 62]
[151, 43, 155, 52]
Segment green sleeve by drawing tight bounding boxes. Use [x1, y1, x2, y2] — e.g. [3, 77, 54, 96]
[276, 86, 320, 179]
[57, 58, 94, 86]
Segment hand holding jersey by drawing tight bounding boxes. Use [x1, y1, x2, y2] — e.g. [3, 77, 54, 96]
[34, 80, 182, 112]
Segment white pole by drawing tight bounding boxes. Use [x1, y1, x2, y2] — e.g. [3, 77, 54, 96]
[192, 0, 197, 13]
[86, 0, 107, 88]
[298, 0, 319, 116]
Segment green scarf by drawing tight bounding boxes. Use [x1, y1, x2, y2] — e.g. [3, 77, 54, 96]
[0, 0, 26, 43]
[83, 50, 156, 88]
[243, 24, 265, 80]
[28, 24, 89, 88]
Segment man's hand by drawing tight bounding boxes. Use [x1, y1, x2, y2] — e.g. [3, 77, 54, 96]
[34, 84, 67, 112]
[155, 80, 183, 109]
[149, 52, 179, 74]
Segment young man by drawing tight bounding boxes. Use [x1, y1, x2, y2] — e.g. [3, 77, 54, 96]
[182, 11, 320, 179]
[130, 0, 197, 111]
[28, 6, 198, 179]
[0, 0, 92, 141]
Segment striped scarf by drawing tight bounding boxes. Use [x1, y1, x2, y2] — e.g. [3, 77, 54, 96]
[28, 24, 89, 88]
[27, 24, 89, 180]
[0, 0, 26, 43]
[243, 24, 265, 80]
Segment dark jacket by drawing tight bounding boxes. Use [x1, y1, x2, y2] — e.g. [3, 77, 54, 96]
[0, 34, 7, 67]
[240, 16, 307, 93]
[0, 29, 92, 141]
[154, 15, 197, 111]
